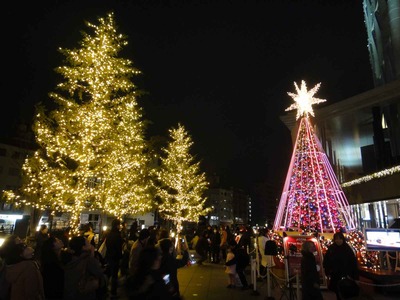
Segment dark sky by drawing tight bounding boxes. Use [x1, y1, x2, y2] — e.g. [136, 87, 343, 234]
[2, 0, 373, 223]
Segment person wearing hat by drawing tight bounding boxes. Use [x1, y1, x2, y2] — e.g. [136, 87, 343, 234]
[129, 228, 150, 275]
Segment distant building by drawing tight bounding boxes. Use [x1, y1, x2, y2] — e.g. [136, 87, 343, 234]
[205, 187, 234, 226]
[204, 183, 252, 227]
[0, 127, 37, 237]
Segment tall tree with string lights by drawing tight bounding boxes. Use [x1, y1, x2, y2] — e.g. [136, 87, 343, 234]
[156, 123, 211, 233]
[3, 13, 154, 232]
[273, 80, 356, 233]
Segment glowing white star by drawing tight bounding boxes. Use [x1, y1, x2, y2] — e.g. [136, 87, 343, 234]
[285, 80, 326, 120]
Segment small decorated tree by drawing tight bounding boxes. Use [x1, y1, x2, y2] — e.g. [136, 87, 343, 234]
[156, 123, 211, 234]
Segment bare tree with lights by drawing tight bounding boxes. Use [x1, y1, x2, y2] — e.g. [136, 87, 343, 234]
[4, 13, 154, 232]
[156, 123, 211, 235]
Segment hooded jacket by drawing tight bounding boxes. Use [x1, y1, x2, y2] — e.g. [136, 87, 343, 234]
[6, 259, 45, 300]
[63, 252, 104, 300]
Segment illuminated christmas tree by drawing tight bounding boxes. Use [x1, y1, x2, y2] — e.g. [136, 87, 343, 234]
[156, 124, 211, 233]
[6, 13, 153, 231]
[273, 80, 356, 233]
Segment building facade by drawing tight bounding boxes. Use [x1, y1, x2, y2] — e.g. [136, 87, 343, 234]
[280, 0, 400, 230]
[363, 0, 400, 86]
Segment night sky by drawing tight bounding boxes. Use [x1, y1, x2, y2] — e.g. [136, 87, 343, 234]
[2, 0, 373, 224]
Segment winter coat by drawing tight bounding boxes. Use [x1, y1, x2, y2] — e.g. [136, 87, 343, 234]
[220, 230, 227, 248]
[105, 228, 124, 262]
[225, 245, 249, 271]
[6, 259, 45, 300]
[34, 232, 49, 261]
[323, 242, 359, 293]
[210, 231, 221, 250]
[234, 246, 250, 271]
[159, 250, 189, 296]
[126, 269, 176, 300]
[301, 250, 323, 300]
[129, 239, 146, 275]
[195, 236, 209, 257]
[257, 235, 275, 268]
[41, 256, 65, 299]
[63, 252, 105, 300]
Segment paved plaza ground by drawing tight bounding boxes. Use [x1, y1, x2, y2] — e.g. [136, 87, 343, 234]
[109, 251, 400, 299]
[177, 259, 399, 300]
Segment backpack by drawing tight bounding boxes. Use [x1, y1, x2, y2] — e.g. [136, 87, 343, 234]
[264, 240, 277, 256]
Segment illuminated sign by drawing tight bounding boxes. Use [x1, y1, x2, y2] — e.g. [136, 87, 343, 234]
[364, 228, 400, 252]
[0, 214, 23, 222]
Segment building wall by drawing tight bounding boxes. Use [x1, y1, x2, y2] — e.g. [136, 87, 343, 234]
[363, 0, 400, 85]
[0, 141, 34, 213]
[231, 188, 250, 225]
[206, 188, 234, 226]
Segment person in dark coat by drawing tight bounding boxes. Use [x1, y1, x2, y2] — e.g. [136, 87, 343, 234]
[63, 236, 105, 300]
[40, 236, 66, 299]
[5, 242, 45, 300]
[158, 238, 189, 298]
[238, 225, 251, 253]
[35, 224, 49, 262]
[300, 241, 323, 300]
[226, 240, 250, 290]
[128, 221, 138, 242]
[195, 230, 210, 265]
[125, 246, 176, 300]
[105, 218, 124, 297]
[61, 227, 71, 249]
[210, 225, 221, 263]
[323, 232, 359, 300]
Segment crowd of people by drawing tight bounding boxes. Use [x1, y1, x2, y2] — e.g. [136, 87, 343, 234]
[0, 220, 362, 300]
[189, 224, 253, 290]
[0, 220, 190, 299]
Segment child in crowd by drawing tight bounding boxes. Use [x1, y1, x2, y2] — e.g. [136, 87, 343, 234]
[225, 245, 237, 288]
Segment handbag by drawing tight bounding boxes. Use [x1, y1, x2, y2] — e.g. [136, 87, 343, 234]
[78, 258, 99, 294]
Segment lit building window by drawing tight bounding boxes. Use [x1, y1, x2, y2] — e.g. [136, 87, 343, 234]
[381, 114, 388, 129]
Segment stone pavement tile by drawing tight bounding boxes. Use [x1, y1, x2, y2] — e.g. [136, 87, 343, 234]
[178, 261, 263, 300]
[114, 252, 400, 300]
[177, 260, 400, 300]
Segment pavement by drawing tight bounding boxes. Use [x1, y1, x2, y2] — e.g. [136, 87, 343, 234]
[177, 263, 400, 300]
[176, 254, 400, 300]
[109, 252, 400, 299]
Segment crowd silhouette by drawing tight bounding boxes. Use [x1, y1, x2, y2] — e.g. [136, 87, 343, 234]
[0, 221, 256, 299]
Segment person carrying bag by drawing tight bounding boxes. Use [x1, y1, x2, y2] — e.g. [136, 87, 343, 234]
[63, 236, 106, 300]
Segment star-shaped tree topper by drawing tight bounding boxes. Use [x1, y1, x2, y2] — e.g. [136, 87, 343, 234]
[285, 80, 326, 120]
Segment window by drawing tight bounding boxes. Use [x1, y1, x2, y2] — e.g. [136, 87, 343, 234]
[87, 177, 103, 188]
[88, 214, 100, 232]
[381, 113, 388, 129]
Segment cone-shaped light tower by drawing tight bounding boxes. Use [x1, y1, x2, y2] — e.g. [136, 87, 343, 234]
[273, 80, 356, 233]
